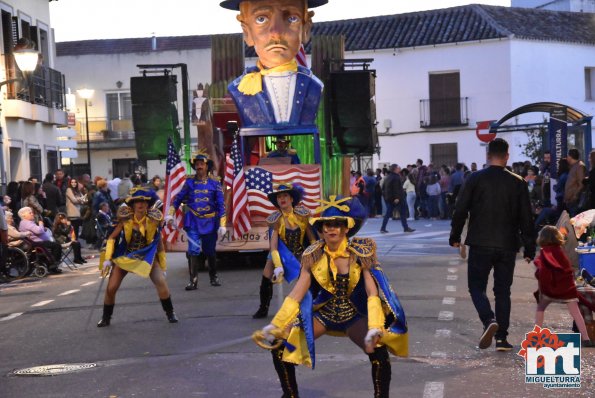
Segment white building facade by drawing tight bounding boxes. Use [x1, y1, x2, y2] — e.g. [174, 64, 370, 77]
[0, 0, 69, 188]
[55, 4, 595, 177]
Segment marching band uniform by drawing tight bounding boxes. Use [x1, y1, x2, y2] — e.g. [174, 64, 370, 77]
[253, 183, 313, 318]
[98, 188, 177, 327]
[254, 196, 408, 398]
[169, 152, 226, 288]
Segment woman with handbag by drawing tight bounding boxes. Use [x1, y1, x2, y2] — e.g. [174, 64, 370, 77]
[65, 178, 87, 240]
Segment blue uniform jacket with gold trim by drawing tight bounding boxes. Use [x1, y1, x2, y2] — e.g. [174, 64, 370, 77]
[228, 65, 323, 130]
[172, 176, 225, 235]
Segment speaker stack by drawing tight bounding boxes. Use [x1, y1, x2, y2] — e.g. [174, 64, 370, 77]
[130, 76, 180, 160]
[329, 71, 378, 155]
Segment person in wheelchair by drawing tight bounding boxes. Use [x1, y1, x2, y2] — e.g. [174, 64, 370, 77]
[52, 212, 87, 265]
[18, 206, 62, 273]
[5, 211, 33, 251]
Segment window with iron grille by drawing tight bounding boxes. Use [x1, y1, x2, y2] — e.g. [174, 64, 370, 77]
[430, 143, 458, 168]
[29, 149, 42, 182]
[46, 150, 59, 174]
[420, 72, 468, 128]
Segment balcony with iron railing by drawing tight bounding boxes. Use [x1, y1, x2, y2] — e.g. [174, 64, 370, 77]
[74, 117, 136, 147]
[419, 97, 469, 128]
[3, 64, 68, 125]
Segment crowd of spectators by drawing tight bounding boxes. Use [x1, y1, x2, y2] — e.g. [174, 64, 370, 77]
[0, 169, 163, 279]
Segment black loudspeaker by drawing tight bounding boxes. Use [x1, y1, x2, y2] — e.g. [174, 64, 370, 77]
[130, 76, 180, 160]
[130, 76, 177, 104]
[329, 71, 378, 155]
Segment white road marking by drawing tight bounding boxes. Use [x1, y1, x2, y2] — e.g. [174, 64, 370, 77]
[445, 285, 457, 292]
[447, 267, 458, 273]
[438, 311, 454, 321]
[448, 260, 459, 265]
[0, 313, 23, 321]
[430, 351, 447, 359]
[442, 297, 456, 305]
[58, 289, 80, 296]
[447, 275, 458, 281]
[31, 300, 54, 307]
[423, 381, 444, 398]
[81, 281, 97, 286]
[435, 329, 451, 338]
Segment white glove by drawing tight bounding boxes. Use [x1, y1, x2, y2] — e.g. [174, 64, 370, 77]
[164, 215, 174, 225]
[272, 267, 285, 284]
[364, 328, 383, 348]
[102, 260, 113, 275]
[218, 226, 227, 237]
[262, 324, 277, 343]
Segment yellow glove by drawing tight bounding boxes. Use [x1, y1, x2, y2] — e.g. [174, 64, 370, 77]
[271, 296, 300, 330]
[367, 296, 385, 330]
[271, 249, 282, 269]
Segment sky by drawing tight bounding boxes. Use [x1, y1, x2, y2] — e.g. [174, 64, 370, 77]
[49, 0, 511, 42]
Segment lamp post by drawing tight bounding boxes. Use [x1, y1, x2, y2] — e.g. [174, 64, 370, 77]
[0, 45, 40, 194]
[76, 88, 94, 177]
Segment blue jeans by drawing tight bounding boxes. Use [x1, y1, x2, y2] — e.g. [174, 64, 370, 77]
[467, 246, 517, 340]
[381, 198, 409, 231]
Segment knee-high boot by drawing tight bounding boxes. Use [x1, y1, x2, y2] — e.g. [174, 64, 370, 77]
[185, 255, 199, 290]
[97, 304, 114, 327]
[207, 255, 221, 286]
[272, 348, 299, 398]
[368, 346, 391, 398]
[160, 296, 178, 323]
[253, 276, 273, 319]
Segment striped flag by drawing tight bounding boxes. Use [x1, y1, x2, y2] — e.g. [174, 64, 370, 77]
[227, 134, 252, 239]
[162, 137, 186, 242]
[245, 165, 321, 217]
[296, 44, 308, 68]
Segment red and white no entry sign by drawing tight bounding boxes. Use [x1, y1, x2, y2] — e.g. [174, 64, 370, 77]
[476, 120, 497, 143]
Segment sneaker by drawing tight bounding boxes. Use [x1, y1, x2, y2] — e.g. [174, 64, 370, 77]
[495, 339, 513, 351]
[479, 321, 499, 349]
[380, 229, 389, 234]
[404, 228, 415, 233]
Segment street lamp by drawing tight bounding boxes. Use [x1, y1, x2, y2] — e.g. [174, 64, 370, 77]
[0, 44, 40, 194]
[76, 88, 94, 177]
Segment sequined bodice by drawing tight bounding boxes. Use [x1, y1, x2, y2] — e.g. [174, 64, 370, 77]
[127, 229, 147, 253]
[317, 273, 357, 324]
[283, 227, 304, 257]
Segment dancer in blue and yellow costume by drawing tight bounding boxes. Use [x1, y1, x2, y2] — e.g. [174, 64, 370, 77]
[253, 183, 315, 318]
[167, 150, 226, 289]
[254, 195, 408, 398]
[97, 187, 177, 327]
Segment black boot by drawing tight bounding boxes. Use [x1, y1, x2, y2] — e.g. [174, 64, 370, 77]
[207, 255, 221, 286]
[185, 255, 199, 291]
[253, 276, 273, 319]
[160, 296, 178, 323]
[368, 346, 391, 398]
[97, 304, 114, 327]
[272, 348, 299, 398]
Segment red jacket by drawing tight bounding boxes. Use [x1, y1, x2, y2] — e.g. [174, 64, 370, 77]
[534, 245, 578, 300]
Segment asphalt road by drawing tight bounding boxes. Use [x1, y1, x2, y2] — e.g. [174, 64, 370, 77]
[1, 217, 593, 397]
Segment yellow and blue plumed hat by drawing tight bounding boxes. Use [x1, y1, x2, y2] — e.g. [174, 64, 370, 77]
[310, 195, 367, 237]
[267, 182, 304, 209]
[192, 149, 214, 170]
[220, 0, 328, 10]
[125, 186, 158, 206]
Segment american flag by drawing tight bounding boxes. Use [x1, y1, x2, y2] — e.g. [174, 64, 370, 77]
[162, 137, 186, 242]
[296, 44, 308, 68]
[225, 134, 252, 239]
[245, 165, 321, 217]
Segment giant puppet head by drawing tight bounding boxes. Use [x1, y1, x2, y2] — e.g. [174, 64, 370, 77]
[220, 0, 327, 69]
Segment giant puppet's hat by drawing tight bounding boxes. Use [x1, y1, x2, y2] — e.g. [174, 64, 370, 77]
[310, 195, 367, 237]
[220, 0, 328, 10]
